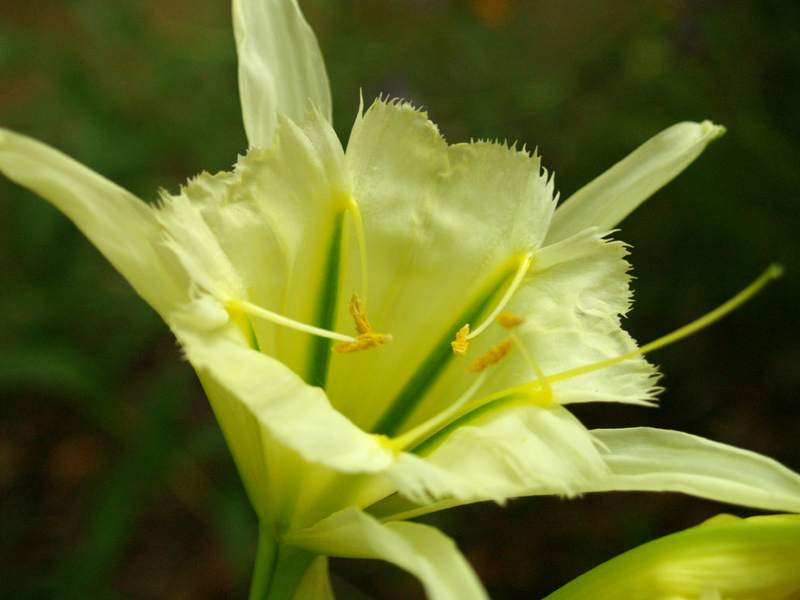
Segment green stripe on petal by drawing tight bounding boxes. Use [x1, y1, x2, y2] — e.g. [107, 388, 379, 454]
[410, 390, 548, 457]
[305, 215, 344, 388]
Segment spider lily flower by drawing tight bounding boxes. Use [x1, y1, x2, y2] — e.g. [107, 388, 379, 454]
[542, 514, 800, 600]
[1, 1, 799, 599]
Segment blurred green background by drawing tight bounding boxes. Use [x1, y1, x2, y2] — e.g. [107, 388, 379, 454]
[1, 0, 799, 599]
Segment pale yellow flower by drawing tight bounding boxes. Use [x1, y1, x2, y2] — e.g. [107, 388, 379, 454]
[543, 514, 800, 600]
[1, 1, 798, 598]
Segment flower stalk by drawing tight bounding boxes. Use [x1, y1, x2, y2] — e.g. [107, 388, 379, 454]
[249, 526, 279, 600]
[249, 525, 322, 600]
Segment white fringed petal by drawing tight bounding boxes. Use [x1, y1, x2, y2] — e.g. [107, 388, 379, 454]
[169, 310, 394, 478]
[389, 404, 608, 505]
[233, 0, 332, 149]
[546, 121, 724, 244]
[292, 557, 335, 600]
[508, 228, 660, 406]
[0, 129, 186, 316]
[286, 507, 489, 600]
[587, 428, 800, 513]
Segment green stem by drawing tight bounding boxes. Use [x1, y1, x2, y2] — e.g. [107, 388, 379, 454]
[249, 527, 317, 600]
[249, 526, 278, 600]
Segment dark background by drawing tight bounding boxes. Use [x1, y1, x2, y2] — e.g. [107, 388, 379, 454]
[2, 0, 799, 598]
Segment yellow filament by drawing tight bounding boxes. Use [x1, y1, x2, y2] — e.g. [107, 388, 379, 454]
[388, 370, 490, 453]
[498, 264, 784, 399]
[510, 331, 553, 403]
[226, 298, 356, 343]
[333, 294, 392, 354]
[467, 254, 532, 340]
[344, 196, 369, 305]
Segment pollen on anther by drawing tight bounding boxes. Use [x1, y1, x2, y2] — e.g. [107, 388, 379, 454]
[451, 324, 470, 356]
[496, 312, 525, 329]
[348, 294, 371, 336]
[333, 294, 392, 354]
[468, 338, 513, 373]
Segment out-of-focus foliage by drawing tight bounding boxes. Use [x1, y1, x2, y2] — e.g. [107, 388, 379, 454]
[1, 1, 798, 599]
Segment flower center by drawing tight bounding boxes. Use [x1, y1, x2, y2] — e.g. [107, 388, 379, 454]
[370, 255, 533, 437]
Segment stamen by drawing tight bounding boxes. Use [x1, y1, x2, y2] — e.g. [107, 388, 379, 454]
[544, 263, 784, 386]
[451, 324, 470, 355]
[509, 330, 553, 403]
[225, 298, 357, 343]
[492, 310, 551, 399]
[436, 264, 783, 431]
[468, 338, 513, 373]
[466, 254, 533, 340]
[333, 294, 392, 354]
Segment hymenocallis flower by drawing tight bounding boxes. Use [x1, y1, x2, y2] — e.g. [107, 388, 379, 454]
[1, 1, 799, 599]
[542, 514, 800, 600]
